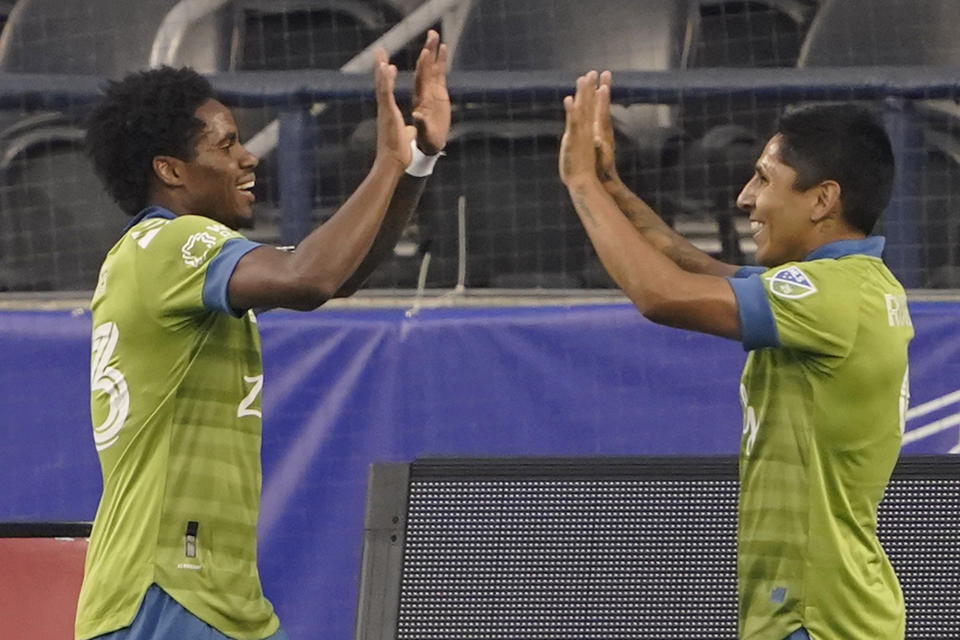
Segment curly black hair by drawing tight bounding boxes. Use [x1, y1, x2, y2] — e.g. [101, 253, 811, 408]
[86, 66, 214, 215]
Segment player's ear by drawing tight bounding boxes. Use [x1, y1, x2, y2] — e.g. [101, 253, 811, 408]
[153, 155, 186, 187]
[810, 180, 841, 223]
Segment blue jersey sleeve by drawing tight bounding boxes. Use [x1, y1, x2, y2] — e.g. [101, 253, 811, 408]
[728, 273, 780, 351]
[202, 238, 262, 316]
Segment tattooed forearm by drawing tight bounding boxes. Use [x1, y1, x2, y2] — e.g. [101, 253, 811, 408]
[571, 193, 599, 227]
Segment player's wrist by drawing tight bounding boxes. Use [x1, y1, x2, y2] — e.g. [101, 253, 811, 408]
[406, 138, 444, 177]
[601, 171, 627, 193]
[564, 172, 603, 192]
[373, 151, 408, 176]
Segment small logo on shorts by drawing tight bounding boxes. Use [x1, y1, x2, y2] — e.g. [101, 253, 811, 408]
[771, 586, 787, 603]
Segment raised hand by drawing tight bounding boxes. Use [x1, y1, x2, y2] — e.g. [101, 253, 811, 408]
[374, 48, 416, 169]
[560, 70, 601, 186]
[411, 29, 450, 155]
[593, 70, 621, 186]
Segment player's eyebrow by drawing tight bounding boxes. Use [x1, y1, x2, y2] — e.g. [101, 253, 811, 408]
[215, 131, 238, 146]
[755, 158, 776, 178]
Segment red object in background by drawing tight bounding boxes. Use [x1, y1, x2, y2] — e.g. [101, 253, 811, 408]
[0, 537, 87, 639]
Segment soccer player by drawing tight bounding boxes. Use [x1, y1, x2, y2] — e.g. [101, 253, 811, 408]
[77, 32, 449, 640]
[559, 71, 912, 640]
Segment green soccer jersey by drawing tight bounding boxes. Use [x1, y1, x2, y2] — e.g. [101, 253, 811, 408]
[76, 208, 280, 640]
[728, 237, 912, 640]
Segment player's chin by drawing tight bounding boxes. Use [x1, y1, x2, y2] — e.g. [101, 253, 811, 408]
[754, 245, 773, 268]
[234, 209, 255, 230]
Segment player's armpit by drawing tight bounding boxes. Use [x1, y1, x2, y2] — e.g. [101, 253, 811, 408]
[640, 273, 741, 341]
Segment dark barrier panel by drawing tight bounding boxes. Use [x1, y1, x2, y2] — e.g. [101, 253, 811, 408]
[356, 456, 960, 640]
[0, 522, 91, 640]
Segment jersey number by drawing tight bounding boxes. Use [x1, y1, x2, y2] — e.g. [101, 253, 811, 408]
[237, 375, 263, 418]
[899, 365, 910, 435]
[91, 322, 129, 451]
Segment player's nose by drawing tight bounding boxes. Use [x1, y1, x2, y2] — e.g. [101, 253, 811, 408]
[736, 179, 755, 212]
[239, 144, 258, 170]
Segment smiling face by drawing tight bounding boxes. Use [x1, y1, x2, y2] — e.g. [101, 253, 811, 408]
[736, 134, 822, 268]
[178, 99, 259, 229]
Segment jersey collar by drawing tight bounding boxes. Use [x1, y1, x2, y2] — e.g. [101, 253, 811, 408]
[123, 206, 177, 232]
[804, 236, 885, 261]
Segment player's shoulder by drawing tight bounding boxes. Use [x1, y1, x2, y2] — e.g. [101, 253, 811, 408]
[127, 213, 243, 261]
[759, 261, 824, 302]
[153, 214, 238, 240]
[761, 255, 876, 300]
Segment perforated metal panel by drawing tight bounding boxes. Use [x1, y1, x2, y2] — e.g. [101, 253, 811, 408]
[401, 476, 738, 639]
[356, 457, 960, 640]
[878, 476, 960, 639]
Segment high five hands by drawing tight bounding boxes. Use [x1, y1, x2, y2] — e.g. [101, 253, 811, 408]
[559, 69, 618, 189]
[372, 29, 449, 171]
[411, 29, 450, 156]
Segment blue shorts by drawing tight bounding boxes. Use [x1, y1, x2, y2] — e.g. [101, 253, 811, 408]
[94, 584, 290, 640]
[785, 628, 810, 640]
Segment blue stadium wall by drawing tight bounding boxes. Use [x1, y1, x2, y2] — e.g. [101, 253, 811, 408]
[2, 302, 958, 639]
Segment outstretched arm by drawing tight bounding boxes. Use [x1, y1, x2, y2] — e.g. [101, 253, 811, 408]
[561, 71, 741, 339]
[335, 29, 450, 297]
[227, 47, 414, 311]
[593, 71, 738, 278]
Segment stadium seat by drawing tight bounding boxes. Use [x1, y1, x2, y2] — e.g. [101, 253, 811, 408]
[0, 0, 185, 290]
[0, 113, 124, 291]
[416, 0, 695, 288]
[0, 0, 427, 290]
[797, 0, 960, 286]
[675, 0, 819, 264]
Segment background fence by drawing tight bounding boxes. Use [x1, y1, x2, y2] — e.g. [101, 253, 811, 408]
[0, 0, 959, 291]
[3, 1, 960, 639]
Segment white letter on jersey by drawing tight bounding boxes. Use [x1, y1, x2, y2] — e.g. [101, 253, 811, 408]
[237, 374, 263, 418]
[884, 293, 911, 327]
[740, 383, 760, 456]
[91, 322, 130, 451]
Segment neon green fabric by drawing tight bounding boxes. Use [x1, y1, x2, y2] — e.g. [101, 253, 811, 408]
[77, 212, 278, 640]
[738, 255, 912, 640]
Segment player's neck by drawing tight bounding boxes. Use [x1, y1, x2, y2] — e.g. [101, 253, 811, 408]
[806, 221, 865, 255]
[146, 189, 193, 218]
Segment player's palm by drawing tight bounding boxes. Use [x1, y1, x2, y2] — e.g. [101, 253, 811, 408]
[374, 48, 414, 168]
[593, 71, 620, 185]
[560, 71, 600, 185]
[411, 30, 450, 155]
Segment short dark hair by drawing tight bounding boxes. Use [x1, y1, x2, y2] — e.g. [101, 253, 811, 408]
[776, 103, 895, 235]
[86, 66, 214, 215]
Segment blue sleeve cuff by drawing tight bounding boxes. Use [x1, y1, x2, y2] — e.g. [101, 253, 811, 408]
[733, 265, 766, 278]
[202, 238, 262, 316]
[727, 273, 780, 351]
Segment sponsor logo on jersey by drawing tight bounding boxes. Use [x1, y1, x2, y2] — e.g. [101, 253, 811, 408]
[182, 232, 218, 267]
[766, 266, 817, 299]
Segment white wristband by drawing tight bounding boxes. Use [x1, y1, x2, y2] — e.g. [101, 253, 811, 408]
[405, 138, 443, 177]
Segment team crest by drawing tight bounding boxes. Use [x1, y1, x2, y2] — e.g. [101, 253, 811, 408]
[766, 266, 817, 299]
[181, 231, 218, 267]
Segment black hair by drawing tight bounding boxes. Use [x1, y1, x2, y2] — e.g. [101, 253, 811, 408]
[86, 66, 214, 215]
[776, 103, 895, 235]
